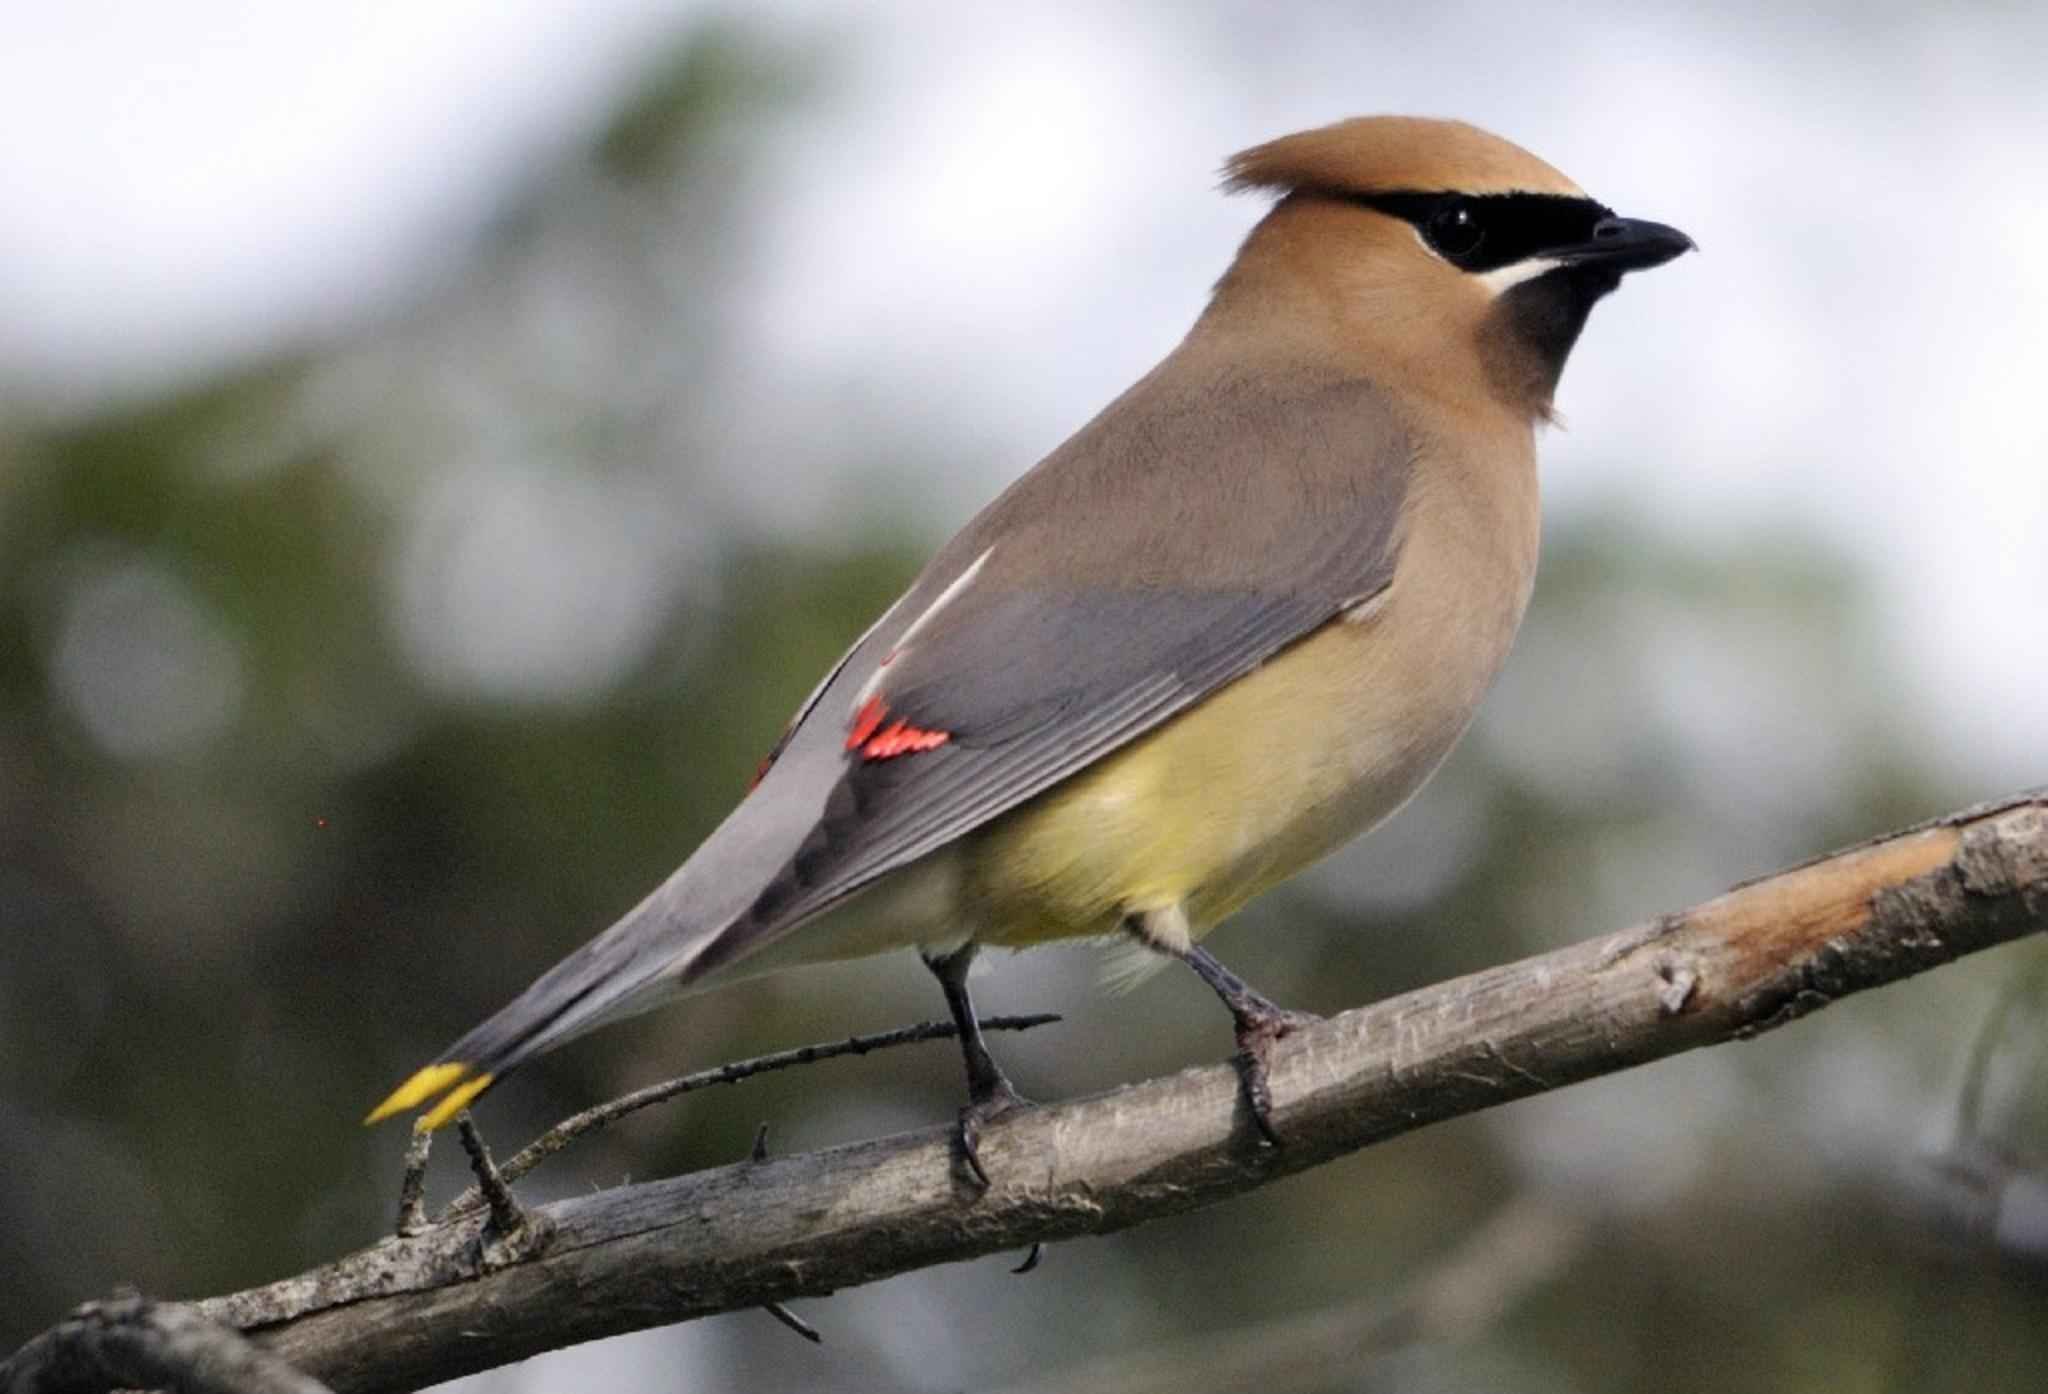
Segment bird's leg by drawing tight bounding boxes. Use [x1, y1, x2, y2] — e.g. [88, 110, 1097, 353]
[1182, 944, 1321, 1146]
[1128, 910, 1318, 1147]
[922, 942, 1028, 1187]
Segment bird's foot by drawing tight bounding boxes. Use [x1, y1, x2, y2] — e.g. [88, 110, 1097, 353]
[955, 1079, 1031, 1189]
[1231, 1003, 1320, 1148]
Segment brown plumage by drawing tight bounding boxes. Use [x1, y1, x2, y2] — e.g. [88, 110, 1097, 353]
[370, 116, 1692, 1166]
[1223, 116, 1583, 199]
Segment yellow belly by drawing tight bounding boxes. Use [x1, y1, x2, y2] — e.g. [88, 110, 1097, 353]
[962, 602, 1494, 946]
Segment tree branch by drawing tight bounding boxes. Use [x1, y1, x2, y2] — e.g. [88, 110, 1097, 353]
[13, 794, 2046, 1394]
[0, 1297, 333, 1394]
[435, 1011, 1060, 1222]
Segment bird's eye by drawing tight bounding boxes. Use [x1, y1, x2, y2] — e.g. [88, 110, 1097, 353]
[1425, 201, 1484, 260]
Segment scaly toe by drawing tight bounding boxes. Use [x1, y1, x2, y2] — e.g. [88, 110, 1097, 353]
[1233, 1048, 1284, 1148]
[955, 1084, 1031, 1188]
[1233, 1010, 1317, 1147]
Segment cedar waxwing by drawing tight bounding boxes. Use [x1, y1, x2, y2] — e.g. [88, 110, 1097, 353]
[370, 115, 1692, 1177]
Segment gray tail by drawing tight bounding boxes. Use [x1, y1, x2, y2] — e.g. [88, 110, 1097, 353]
[364, 895, 745, 1129]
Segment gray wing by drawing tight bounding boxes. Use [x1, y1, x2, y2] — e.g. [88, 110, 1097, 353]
[699, 367, 1418, 970]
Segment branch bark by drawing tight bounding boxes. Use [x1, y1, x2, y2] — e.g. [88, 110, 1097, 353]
[0, 1298, 333, 1394]
[14, 794, 2048, 1394]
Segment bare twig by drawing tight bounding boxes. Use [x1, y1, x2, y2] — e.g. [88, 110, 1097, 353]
[392, 1130, 432, 1239]
[0, 1296, 331, 1394]
[744, 1123, 824, 1344]
[12, 795, 2043, 1394]
[758, 1302, 822, 1345]
[439, 1012, 1061, 1220]
[454, 1115, 524, 1236]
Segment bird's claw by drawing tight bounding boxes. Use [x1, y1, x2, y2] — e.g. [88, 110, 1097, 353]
[1232, 1006, 1319, 1148]
[955, 1080, 1030, 1188]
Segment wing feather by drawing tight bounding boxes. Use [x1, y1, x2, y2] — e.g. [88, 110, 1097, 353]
[695, 367, 1418, 974]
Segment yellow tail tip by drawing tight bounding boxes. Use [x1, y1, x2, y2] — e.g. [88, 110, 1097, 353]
[364, 1062, 474, 1126]
[418, 1073, 495, 1132]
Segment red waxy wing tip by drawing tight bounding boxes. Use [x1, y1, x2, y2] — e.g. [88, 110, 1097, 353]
[846, 695, 888, 751]
[845, 695, 949, 761]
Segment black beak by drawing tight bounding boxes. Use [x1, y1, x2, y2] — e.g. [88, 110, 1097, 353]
[1552, 216, 1695, 274]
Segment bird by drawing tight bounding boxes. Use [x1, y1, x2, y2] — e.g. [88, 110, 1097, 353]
[369, 115, 1692, 1179]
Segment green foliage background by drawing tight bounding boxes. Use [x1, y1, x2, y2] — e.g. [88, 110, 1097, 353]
[2, 21, 2043, 1393]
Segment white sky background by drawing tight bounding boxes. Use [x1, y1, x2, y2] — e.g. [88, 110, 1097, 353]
[0, 0, 2042, 788]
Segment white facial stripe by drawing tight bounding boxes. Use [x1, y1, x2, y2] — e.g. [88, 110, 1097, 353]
[1406, 225, 1564, 295]
[1477, 257, 1562, 296]
[850, 546, 993, 710]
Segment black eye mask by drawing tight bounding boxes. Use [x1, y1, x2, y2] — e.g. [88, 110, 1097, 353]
[1351, 192, 1613, 274]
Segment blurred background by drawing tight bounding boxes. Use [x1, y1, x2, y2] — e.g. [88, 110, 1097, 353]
[2, 2, 2045, 1390]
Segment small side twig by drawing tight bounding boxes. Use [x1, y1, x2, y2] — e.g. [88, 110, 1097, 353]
[747, 1122, 823, 1344]
[455, 1115, 525, 1236]
[0, 1295, 331, 1394]
[440, 1012, 1060, 1221]
[760, 1301, 823, 1345]
[394, 1128, 433, 1238]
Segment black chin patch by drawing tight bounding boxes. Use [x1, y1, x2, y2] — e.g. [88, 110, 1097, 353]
[1483, 266, 1619, 407]
[1503, 270, 1604, 361]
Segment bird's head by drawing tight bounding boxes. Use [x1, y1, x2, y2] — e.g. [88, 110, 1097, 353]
[1211, 116, 1693, 419]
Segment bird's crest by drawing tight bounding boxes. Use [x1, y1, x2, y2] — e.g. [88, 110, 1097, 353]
[1223, 116, 1583, 201]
